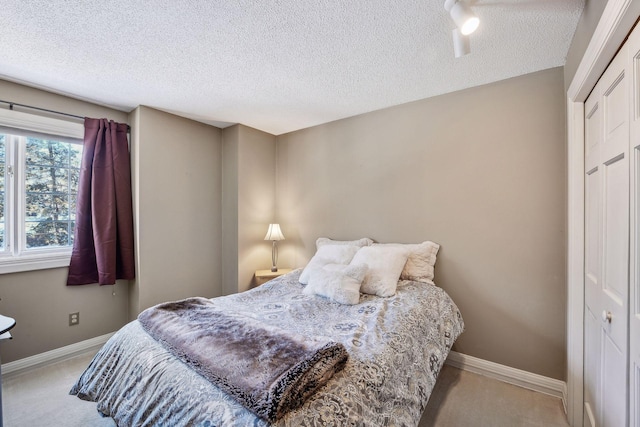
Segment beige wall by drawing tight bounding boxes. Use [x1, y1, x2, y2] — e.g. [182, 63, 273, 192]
[222, 125, 277, 293]
[0, 79, 130, 363]
[128, 106, 223, 317]
[276, 67, 567, 380]
[564, 0, 609, 90]
[0, 63, 570, 380]
[222, 126, 240, 296]
[0, 86, 224, 363]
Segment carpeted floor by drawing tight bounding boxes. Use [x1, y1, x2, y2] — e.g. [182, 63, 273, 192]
[419, 364, 569, 427]
[3, 352, 115, 427]
[2, 351, 569, 426]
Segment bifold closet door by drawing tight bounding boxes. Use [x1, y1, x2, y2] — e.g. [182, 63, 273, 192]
[584, 40, 630, 427]
[584, 76, 603, 427]
[628, 24, 640, 427]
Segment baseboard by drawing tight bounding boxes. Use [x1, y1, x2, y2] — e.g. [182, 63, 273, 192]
[445, 351, 567, 405]
[1, 332, 114, 378]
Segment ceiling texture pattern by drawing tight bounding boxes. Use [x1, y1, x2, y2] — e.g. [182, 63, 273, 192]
[0, 0, 584, 135]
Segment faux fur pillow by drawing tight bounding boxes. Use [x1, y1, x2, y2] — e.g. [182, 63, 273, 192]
[349, 245, 409, 297]
[316, 237, 374, 250]
[304, 264, 367, 305]
[299, 245, 361, 285]
[374, 241, 440, 283]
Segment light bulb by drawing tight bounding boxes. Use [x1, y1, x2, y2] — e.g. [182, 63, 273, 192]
[447, 1, 480, 36]
[460, 16, 479, 35]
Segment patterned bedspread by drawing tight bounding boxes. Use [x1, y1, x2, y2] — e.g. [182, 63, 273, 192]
[70, 270, 464, 426]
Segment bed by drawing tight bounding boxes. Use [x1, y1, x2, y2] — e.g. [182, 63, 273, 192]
[71, 245, 463, 426]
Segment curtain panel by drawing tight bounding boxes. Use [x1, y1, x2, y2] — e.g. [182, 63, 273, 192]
[67, 118, 135, 286]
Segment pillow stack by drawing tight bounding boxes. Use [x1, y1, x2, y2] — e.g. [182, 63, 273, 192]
[374, 241, 440, 284]
[349, 245, 409, 297]
[303, 264, 367, 305]
[300, 237, 440, 305]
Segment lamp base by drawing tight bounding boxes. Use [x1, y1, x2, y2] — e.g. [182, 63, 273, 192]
[271, 241, 279, 273]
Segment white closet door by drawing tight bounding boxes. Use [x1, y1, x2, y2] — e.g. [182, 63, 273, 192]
[584, 78, 602, 427]
[584, 42, 630, 427]
[629, 25, 640, 427]
[601, 47, 630, 427]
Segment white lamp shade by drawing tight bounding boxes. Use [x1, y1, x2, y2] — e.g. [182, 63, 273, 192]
[448, 2, 479, 35]
[452, 28, 470, 58]
[264, 224, 285, 241]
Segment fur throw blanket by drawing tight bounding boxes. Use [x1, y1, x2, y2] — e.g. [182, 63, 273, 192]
[138, 297, 348, 422]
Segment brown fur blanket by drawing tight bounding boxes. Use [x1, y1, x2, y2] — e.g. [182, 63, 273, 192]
[138, 297, 348, 422]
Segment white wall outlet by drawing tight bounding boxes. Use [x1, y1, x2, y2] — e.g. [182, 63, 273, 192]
[69, 312, 79, 326]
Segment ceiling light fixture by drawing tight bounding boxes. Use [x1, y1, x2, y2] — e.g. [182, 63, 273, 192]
[444, 0, 479, 36]
[452, 28, 470, 58]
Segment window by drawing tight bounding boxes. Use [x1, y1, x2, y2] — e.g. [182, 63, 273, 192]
[0, 108, 84, 273]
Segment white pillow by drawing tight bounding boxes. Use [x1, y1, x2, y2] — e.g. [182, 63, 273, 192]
[349, 245, 409, 297]
[316, 237, 373, 250]
[299, 245, 360, 285]
[303, 264, 367, 305]
[374, 241, 440, 283]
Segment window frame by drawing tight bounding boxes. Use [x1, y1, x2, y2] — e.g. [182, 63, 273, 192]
[0, 108, 84, 274]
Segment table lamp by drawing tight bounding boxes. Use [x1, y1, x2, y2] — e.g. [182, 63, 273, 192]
[264, 224, 285, 272]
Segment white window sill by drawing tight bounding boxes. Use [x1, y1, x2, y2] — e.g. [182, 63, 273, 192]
[0, 252, 71, 274]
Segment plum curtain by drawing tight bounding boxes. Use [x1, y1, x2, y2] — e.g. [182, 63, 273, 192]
[67, 118, 135, 285]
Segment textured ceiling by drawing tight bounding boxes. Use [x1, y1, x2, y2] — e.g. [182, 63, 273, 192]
[0, 1, 584, 135]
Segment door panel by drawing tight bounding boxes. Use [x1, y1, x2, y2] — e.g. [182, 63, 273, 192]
[604, 71, 627, 137]
[585, 88, 602, 324]
[602, 331, 627, 427]
[628, 22, 640, 427]
[633, 145, 640, 427]
[585, 167, 601, 312]
[602, 154, 629, 311]
[634, 361, 640, 427]
[584, 306, 600, 427]
[584, 41, 630, 427]
[586, 96, 601, 174]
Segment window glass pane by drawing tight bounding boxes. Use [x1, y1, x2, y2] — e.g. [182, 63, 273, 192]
[69, 143, 82, 169]
[69, 195, 77, 220]
[25, 194, 69, 221]
[25, 220, 72, 248]
[0, 134, 4, 194]
[26, 165, 70, 193]
[24, 138, 82, 250]
[69, 168, 80, 194]
[26, 138, 69, 167]
[0, 134, 4, 250]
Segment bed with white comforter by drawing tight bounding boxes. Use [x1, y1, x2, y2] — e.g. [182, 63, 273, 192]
[71, 269, 463, 426]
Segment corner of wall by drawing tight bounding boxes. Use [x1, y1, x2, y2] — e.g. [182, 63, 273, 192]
[221, 126, 240, 295]
[127, 107, 141, 320]
[222, 124, 277, 294]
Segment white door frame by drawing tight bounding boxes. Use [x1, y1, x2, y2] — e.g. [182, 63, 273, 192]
[567, 1, 640, 426]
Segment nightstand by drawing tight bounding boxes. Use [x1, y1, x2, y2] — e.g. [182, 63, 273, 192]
[255, 269, 292, 285]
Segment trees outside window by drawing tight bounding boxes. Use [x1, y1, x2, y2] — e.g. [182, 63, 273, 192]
[23, 137, 82, 249]
[0, 119, 84, 273]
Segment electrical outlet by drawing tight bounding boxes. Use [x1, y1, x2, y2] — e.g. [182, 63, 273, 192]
[69, 312, 79, 326]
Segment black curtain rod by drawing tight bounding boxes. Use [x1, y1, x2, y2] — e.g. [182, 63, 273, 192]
[1, 99, 85, 120]
[0, 99, 131, 132]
